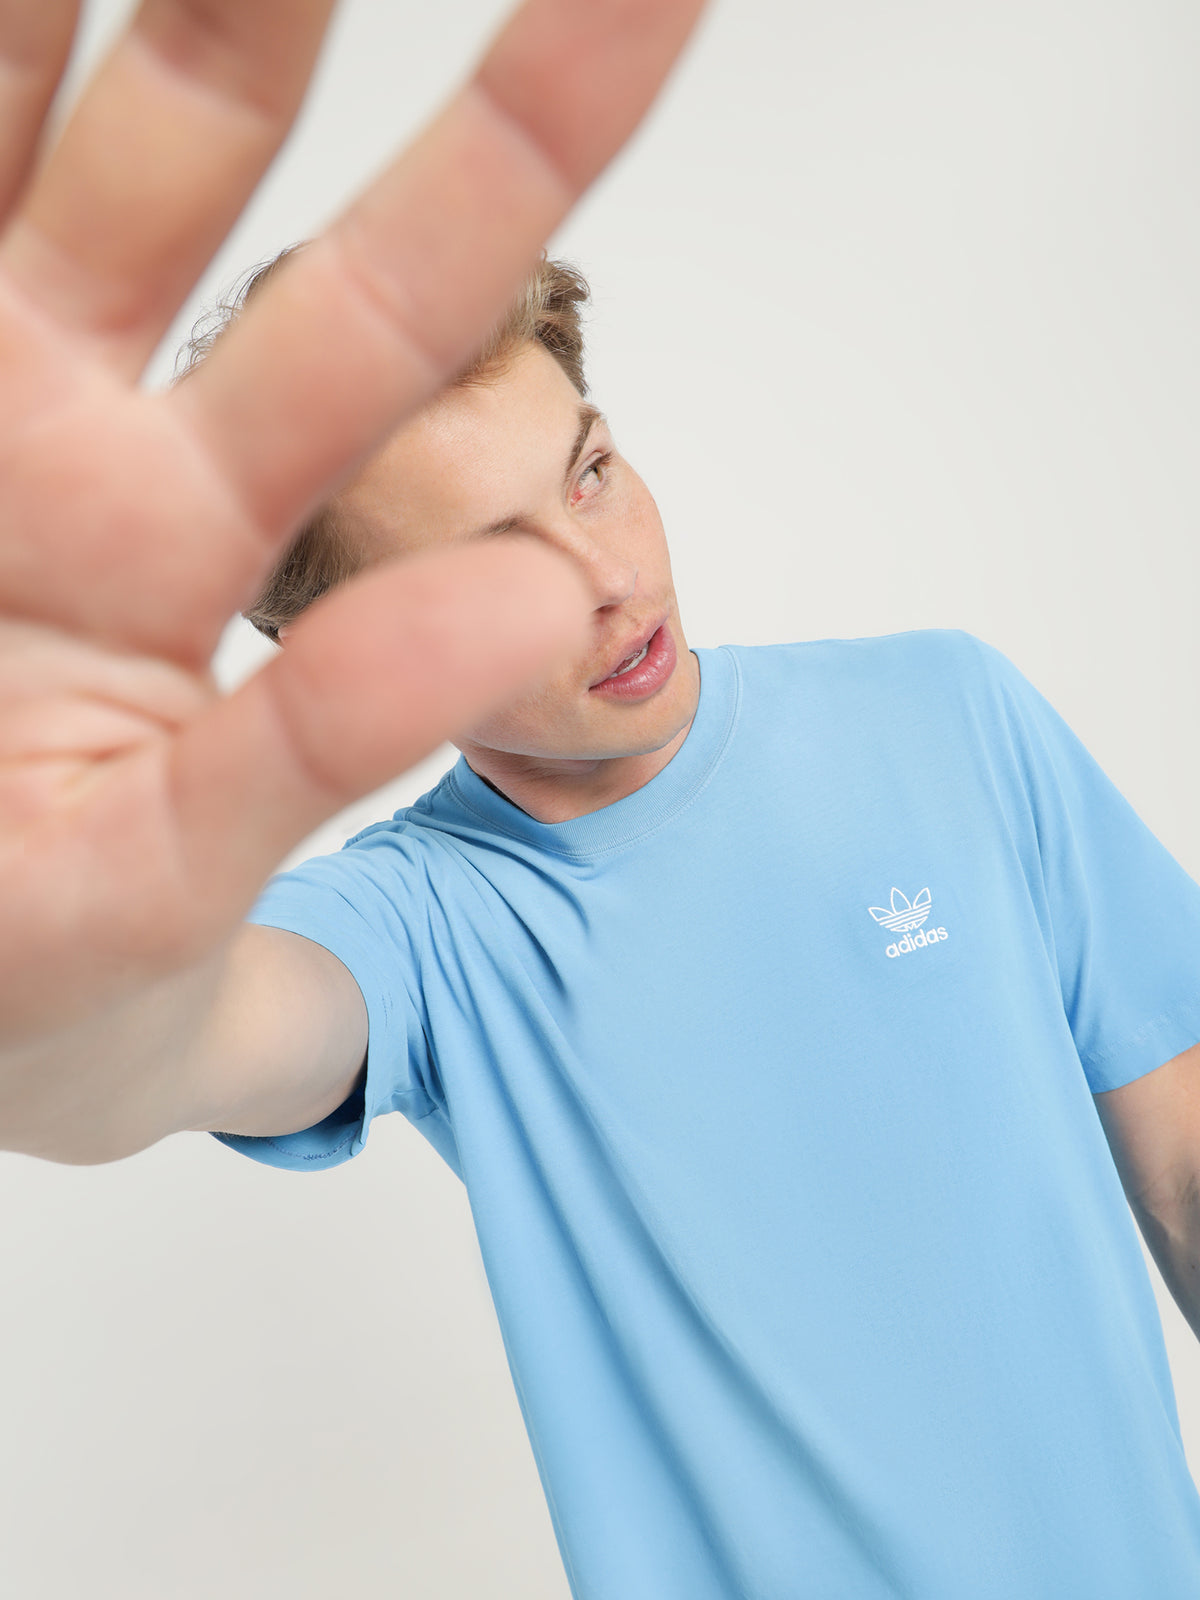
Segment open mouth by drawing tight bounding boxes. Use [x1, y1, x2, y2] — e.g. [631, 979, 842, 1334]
[588, 623, 676, 701]
[602, 640, 651, 681]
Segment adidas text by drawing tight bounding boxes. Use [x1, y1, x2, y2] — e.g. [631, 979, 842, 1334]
[886, 928, 949, 959]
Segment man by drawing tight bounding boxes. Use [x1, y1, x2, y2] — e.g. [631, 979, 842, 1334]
[172, 245, 1200, 1600]
[3, 2, 1200, 1598]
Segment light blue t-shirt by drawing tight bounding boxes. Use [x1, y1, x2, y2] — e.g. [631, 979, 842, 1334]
[218, 630, 1200, 1599]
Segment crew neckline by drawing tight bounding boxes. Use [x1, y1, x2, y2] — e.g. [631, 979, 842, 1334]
[442, 647, 741, 858]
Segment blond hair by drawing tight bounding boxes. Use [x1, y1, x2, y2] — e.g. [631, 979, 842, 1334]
[177, 247, 591, 642]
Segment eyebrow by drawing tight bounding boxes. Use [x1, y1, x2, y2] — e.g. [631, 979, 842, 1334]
[469, 403, 604, 539]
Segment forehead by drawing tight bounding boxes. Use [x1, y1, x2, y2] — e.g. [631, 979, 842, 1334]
[339, 341, 591, 554]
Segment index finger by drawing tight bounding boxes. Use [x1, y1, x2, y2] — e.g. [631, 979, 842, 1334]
[170, 0, 707, 548]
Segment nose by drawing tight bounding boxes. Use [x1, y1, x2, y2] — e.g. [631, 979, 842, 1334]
[561, 532, 637, 610]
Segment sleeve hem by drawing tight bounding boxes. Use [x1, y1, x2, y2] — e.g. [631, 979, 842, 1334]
[212, 896, 426, 1172]
[210, 1122, 363, 1170]
[1084, 1005, 1200, 1094]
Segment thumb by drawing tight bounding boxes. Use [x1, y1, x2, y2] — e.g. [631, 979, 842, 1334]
[170, 537, 589, 917]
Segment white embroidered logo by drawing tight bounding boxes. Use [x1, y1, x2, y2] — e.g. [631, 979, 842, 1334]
[868, 886, 932, 933]
[867, 887, 949, 958]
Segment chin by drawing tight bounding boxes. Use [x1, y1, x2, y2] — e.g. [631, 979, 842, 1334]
[565, 705, 694, 762]
[468, 660, 697, 764]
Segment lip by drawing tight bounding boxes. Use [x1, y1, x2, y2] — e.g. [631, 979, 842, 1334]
[591, 619, 663, 687]
[588, 621, 677, 701]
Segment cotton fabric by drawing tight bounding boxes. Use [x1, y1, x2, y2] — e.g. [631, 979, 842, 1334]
[218, 630, 1200, 1598]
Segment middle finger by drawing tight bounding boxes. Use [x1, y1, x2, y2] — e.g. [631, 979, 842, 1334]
[0, 0, 337, 381]
[171, 0, 707, 556]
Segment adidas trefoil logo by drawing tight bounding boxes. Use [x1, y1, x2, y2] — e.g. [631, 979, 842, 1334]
[869, 886, 931, 933]
[867, 886, 949, 959]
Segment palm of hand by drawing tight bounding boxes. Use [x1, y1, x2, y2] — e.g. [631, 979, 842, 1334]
[0, 0, 704, 1042]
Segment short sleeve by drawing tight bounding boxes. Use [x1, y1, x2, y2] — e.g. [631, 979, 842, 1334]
[211, 822, 462, 1178]
[972, 635, 1200, 1093]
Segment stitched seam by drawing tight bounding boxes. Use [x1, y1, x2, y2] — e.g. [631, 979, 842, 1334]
[1083, 1005, 1200, 1072]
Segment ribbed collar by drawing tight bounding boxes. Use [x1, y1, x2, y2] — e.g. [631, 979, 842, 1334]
[440, 646, 740, 858]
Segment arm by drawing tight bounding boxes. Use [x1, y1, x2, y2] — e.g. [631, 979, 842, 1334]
[0, 0, 703, 1160]
[0, 924, 367, 1167]
[1093, 1039, 1200, 1341]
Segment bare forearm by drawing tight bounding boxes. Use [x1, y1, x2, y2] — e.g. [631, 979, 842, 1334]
[0, 921, 369, 1167]
[0, 950, 229, 1166]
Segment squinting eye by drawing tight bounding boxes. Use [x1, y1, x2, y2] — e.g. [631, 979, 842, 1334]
[574, 451, 612, 501]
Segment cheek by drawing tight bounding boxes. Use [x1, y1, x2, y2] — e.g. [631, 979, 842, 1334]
[616, 476, 667, 554]
[464, 665, 582, 746]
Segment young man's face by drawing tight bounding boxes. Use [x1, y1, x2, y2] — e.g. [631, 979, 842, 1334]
[335, 339, 699, 782]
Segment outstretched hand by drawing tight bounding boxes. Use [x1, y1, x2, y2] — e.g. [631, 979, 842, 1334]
[0, 0, 705, 1046]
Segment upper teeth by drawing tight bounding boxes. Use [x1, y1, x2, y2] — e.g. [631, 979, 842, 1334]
[606, 642, 649, 680]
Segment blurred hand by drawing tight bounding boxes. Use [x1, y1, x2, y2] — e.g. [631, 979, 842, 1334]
[0, 0, 705, 1043]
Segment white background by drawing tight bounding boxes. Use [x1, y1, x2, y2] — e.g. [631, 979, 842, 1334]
[2, 1, 1200, 1594]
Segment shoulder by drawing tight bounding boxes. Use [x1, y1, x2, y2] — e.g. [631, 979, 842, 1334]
[330, 769, 467, 872]
[718, 628, 1016, 709]
[255, 805, 449, 934]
